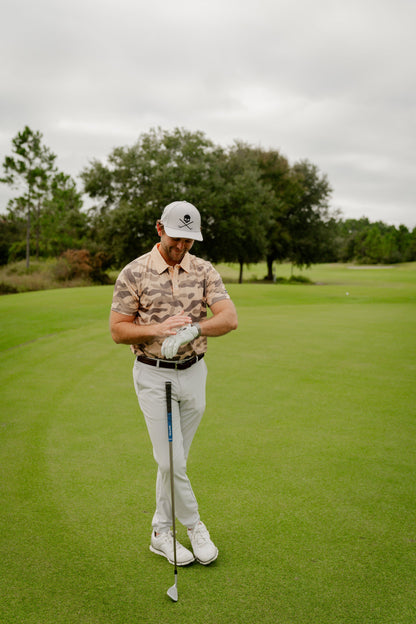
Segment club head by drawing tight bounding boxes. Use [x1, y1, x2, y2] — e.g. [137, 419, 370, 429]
[167, 584, 178, 602]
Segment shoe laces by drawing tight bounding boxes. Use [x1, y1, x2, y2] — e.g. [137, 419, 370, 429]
[158, 530, 177, 545]
[190, 523, 210, 545]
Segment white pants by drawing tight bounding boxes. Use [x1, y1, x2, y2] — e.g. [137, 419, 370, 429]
[133, 357, 207, 533]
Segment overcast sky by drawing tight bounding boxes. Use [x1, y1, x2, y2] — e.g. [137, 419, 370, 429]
[1, 0, 415, 228]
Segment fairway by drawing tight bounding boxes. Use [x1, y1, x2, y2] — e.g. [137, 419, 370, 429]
[1, 264, 415, 623]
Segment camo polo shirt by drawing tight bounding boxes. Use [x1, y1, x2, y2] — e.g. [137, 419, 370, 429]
[111, 243, 230, 359]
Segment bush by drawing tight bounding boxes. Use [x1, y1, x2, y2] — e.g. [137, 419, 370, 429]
[0, 281, 19, 295]
[52, 249, 111, 284]
[288, 274, 312, 284]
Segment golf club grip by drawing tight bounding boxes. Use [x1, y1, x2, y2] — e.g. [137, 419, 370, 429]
[166, 381, 173, 442]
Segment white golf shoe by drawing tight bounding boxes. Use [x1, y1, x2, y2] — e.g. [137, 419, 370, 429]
[150, 530, 195, 566]
[188, 521, 218, 565]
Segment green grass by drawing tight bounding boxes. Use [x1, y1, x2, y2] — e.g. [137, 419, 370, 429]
[1, 263, 416, 623]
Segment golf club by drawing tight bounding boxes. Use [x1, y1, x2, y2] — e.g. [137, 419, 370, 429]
[165, 381, 178, 602]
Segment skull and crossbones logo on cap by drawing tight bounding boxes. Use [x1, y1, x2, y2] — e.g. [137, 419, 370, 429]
[178, 214, 193, 230]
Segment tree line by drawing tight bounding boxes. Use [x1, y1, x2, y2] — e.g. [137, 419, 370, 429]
[1, 126, 415, 282]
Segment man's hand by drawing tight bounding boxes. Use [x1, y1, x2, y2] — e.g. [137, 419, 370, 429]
[161, 324, 200, 359]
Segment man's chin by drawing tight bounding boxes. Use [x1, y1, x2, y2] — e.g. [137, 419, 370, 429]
[171, 251, 186, 262]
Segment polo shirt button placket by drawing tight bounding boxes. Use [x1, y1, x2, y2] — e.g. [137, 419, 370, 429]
[169, 265, 179, 296]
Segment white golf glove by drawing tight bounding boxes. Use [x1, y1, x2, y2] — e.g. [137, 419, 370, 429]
[161, 324, 201, 359]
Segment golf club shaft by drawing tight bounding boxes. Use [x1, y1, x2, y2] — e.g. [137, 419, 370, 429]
[166, 382, 177, 573]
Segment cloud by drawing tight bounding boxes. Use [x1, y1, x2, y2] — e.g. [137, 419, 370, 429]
[1, 0, 415, 228]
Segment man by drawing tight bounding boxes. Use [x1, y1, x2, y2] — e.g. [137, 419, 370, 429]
[110, 200, 238, 566]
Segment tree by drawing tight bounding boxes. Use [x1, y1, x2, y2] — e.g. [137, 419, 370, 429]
[0, 216, 25, 265]
[408, 228, 416, 261]
[393, 224, 413, 262]
[41, 172, 88, 256]
[204, 142, 275, 282]
[81, 127, 224, 265]
[254, 151, 334, 277]
[255, 148, 295, 279]
[81, 128, 334, 273]
[285, 160, 333, 270]
[1, 126, 57, 268]
[330, 218, 416, 264]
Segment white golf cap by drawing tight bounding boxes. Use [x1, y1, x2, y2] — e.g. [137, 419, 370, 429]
[160, 201, 203, 241]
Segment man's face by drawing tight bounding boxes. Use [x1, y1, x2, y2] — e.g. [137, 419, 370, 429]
[157, 225, 194, 265]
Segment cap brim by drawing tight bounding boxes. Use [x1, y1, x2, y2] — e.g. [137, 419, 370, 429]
[164, 226, 203, 241]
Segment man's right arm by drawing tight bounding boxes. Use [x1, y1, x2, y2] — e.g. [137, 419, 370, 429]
[109, 310, 193, 345]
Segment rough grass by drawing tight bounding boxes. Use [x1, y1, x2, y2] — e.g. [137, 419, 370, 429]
[0, 259, 95, 293]
[1, 263, 415, 623]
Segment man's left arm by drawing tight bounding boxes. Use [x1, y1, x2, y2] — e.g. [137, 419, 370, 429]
[160, 298, 238, 358]
[199, 299, 238, 337]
